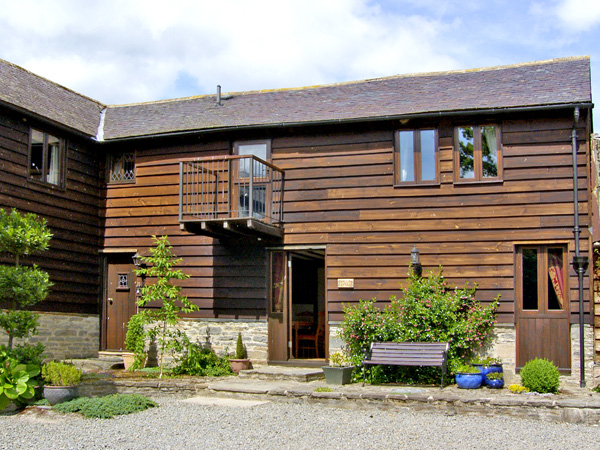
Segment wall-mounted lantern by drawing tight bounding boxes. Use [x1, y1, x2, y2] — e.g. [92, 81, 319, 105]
[410, 245, 422, 277]
[132, 252, 147, 295]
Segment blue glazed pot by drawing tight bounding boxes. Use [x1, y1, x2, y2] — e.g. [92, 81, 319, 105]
[473, 364, 503, 386]
[455, 372, 482, 389]
[486, 378, 505, 389]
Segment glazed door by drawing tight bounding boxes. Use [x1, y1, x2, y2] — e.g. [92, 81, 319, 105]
[516, 246, 571, 371]
[268, 251, 290, 362]
[105, 256, 138, 351]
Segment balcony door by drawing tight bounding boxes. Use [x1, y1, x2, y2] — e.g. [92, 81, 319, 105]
[234, 141, 271, 219]
[516, 245, 570, 372]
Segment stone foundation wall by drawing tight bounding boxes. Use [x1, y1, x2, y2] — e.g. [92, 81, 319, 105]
[0, 311, 99, 360]
[175, 318, 268, 364]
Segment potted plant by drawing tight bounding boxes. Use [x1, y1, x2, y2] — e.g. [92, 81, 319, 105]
[123, 312, 148, 371]
[485, 371, 505, 389]
[322, 350, 354, 385]
[41, 361, 82, 405]
[471, 356, 503, 386]
[455, 363, 482, 389]
[229, 332, 251, 374]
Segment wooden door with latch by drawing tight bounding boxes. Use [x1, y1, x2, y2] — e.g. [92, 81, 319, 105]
[105, 255, 137, 351]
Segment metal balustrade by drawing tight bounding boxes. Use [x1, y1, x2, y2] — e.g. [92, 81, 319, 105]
[179, 155, 284, 233]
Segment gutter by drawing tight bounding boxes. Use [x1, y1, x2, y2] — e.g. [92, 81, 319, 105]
[97, 102, 594, 144]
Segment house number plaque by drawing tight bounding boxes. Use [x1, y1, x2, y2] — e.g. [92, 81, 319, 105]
[337, 278, 354, 289]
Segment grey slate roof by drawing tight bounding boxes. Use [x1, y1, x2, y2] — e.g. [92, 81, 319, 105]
[102, 56, 592, 140]
[0, 56, 592, 141]
[0, 59, 104, 137]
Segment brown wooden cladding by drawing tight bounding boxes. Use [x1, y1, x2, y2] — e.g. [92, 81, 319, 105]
[0, 108, 103, 314]
[273, 111, 592, 324]
[100, 109, 592, 326]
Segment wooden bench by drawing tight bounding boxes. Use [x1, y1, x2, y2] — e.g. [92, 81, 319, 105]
[362, 342, 449, 387]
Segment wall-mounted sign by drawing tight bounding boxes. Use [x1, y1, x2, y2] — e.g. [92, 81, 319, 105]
[337, 278, 354, 289]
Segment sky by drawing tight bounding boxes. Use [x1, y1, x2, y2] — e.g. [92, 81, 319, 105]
[0, 0, 598, 130]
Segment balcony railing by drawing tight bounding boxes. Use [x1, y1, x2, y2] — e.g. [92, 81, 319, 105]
[179, 155, 284, 238]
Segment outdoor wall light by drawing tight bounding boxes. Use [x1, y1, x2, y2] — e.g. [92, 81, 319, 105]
[132, 252, 148, 294]
[410, 245, 422, 277]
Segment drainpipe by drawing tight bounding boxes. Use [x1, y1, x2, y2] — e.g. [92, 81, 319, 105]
[571, 107, 589, 388]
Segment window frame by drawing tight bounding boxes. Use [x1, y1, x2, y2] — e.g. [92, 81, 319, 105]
[27, 127, 66, 189]
[107, 151, 136, 184]
[454, 124, 503, 183]
[393, 128, 439, 186]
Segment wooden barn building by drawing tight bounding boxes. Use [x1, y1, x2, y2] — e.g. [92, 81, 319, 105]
[0, 56, 596, 382]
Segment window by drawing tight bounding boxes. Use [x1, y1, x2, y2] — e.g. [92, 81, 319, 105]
[28, 128, 65, 187]
[518, 246, 567, 312]
[234, 141, 271, 218]
[455, 125, 501, 181]
[394, 129, 437, 185]
[108, 152, 136, 183]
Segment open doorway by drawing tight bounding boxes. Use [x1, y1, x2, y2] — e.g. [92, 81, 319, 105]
[267, 248, 326, 364]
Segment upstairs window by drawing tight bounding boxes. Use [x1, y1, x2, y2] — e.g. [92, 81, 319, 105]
[28, 128, 65, 188]
[108, 152, 136, 184]
[394, 129, 437, 185]
[455, 125, 502, 181]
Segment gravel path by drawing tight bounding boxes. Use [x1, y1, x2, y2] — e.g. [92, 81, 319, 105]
[2, 397, 600, 450]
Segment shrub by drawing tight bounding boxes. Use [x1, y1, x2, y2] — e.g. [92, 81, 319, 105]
[0, 350, 41, 410]
[54, 394, 157, 418]
[0, 342, 45, 366]
[338, 268, 499, 383]
[235, 332, 247, 359]
[42, 361, 82, 386]
[456, 364, 480, 374]
[520, 358, 560, 394]
[171, 336, 232, 377]
[486, 372, 504, 380]
[125, 312, 149, 371]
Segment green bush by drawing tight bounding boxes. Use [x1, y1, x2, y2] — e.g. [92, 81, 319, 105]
[0, 350, 41, 410]
[125, 312, 148, 371]
[520, 358, 560, 394]
[338, 268, 499, 384]
[0, 342, 45, 366]
[171, 336, 232, 377]
[54, 394, 157, 418]
[42, 361, 82, 386]
[235, 332, 247, 359]
[456, 364, 480, 374]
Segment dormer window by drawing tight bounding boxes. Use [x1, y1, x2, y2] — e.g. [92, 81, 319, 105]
[28, 128, 66, 188]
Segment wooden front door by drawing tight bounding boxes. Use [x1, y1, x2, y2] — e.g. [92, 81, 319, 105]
[268, 251, 289, 362]
[105, 255, 138, 351]
[516, 245, 571, 371]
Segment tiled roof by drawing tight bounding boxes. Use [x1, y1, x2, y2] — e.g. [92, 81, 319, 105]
[0, 56, 592, 141]
[0, 59, 104, 137]
[102, 56, 592, 140]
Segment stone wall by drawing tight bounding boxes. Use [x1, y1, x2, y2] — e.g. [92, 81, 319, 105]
[0, 311, 99, 360]
[176, 318, 268, 364]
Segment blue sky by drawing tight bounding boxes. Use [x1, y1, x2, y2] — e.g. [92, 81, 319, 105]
[0, 0, 598, 130]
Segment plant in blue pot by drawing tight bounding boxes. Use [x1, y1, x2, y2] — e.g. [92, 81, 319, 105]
[455, 363, 482, 389]
[471, 356, 503, 387]
[485, 371, 505, 389]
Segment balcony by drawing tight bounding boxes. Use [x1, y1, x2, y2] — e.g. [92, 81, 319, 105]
[179, 155, 284, 240]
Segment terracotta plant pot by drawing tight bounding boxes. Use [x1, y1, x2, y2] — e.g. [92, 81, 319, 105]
[230, 359, 251, 374]
[43, 385, 78, 406]
[122, 352, 146, 371]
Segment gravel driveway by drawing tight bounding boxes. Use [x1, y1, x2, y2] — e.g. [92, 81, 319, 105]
[2, 396, 600, 450]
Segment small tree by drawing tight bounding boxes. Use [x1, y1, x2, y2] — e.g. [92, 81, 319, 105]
[136, 235, 198, 378]
[0, 209, 52, 351]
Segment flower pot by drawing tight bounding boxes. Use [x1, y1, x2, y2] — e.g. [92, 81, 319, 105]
[486, 378, 505, 389]
[472, 363, 503, 386]
[43, 385, 78, 406]
[455, 372, 482, 389]
[322, 366, 354, 385]
[122, 352, 146, 371]
[230, 358, 251, 374]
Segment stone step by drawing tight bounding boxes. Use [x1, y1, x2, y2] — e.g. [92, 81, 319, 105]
[238, 365, 325, 382]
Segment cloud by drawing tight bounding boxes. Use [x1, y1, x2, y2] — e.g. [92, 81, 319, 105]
[0, 0, 461, 104]
[554, 0, 600, 31]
